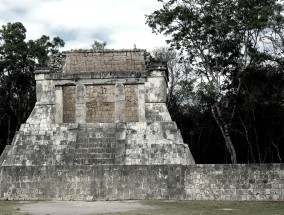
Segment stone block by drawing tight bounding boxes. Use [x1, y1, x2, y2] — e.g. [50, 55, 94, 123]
[101, 72, 114, 79]
[145, 77, 167, 103]
[91, 72, 101, 79]
[145, 103, 172, 122]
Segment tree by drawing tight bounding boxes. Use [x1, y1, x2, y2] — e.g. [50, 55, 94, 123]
[147, 0, 284, 163]
[151, 47, 195, 111]
[91, 40, 106, 51]
[235, 64, 284, 163]
[0, 22, 64, 152]
[28, 35, 65, 66]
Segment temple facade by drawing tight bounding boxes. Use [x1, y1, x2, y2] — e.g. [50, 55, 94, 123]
[0, 49, 195, 166]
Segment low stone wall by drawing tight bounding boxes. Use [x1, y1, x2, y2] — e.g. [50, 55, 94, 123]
[184, 164, 284, 201]
[0, 164, 283, 201]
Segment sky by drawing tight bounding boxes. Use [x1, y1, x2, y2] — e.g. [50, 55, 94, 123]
[0, 0, 168, 51]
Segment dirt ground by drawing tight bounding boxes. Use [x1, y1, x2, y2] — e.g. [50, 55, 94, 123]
[19, 200, 154, 215]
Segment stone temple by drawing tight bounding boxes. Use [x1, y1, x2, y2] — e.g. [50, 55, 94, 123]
[1, 49, 194, 167]
[1, 49, 283, 201]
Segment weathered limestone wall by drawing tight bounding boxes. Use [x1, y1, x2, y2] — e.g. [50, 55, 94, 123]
[124, 122, 191, 165]
[0, 164, 283, 201]
[184, 164, 284, 201]
[125, 85, 139, 122]
[34, 49, 170, 125]
[63, 86, 76, 123]
[34, 70, 168, 124]
[85, 85, 115, 123]
[0, 121, 193, 166]
[62, 50, 147, 73]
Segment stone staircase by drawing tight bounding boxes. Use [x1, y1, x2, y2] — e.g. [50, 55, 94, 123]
[1, 123, 127, 166]
[0, 121, 194, 166]
[73, 124, 118, 165]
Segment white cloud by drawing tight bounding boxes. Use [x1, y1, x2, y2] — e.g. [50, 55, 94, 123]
[0, 0, 167, 51]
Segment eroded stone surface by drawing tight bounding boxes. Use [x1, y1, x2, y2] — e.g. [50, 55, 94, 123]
[0, 49, 195, 167]
[0, 164, 283, 201]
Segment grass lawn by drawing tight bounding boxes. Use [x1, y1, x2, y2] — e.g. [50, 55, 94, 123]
[0, 201, 31, 215]
[0, 200, 284, 215]
[104, 200, 284, 215]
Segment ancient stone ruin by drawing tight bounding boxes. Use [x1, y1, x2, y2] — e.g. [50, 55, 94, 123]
[0, 49, 283, 201]
[0, 49, 194, 166]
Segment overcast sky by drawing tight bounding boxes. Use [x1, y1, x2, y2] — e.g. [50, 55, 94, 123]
[0, 0, 167, 51]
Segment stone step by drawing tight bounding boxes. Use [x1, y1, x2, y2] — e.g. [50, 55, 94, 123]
[75, 143, 117, 148]
[77, 138, 116, 144]
[73, 128, 118, 165]
[75, 148, 116, 154]
[74, 158, 115, 165]
[75, 153, 115, 159]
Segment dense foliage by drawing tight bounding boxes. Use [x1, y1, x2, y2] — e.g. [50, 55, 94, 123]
[91, 40, 107, 51]
[0, 22, 64, 153]
[147, 0, 284, 163]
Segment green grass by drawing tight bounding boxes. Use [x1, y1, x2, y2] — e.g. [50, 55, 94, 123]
[0, 201, 31, 215]
[102, 200, 284, 215]
[1, 200, 284, 215]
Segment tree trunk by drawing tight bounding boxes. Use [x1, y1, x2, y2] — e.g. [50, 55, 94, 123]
[6, 114, 11, 145]
[239, 113, 255, 163]
[211, 105, 237, 163]
[17, 94, 22, 130]
[6, 78, 12, 145]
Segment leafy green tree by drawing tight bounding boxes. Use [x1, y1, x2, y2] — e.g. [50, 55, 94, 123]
[28, 35, 65, 66]
[91, 40, 106, 51]
[0, 22, 64, 150]
[147, 0, 284, 163]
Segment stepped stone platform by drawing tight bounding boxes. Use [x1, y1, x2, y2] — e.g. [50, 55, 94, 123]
[2, 121, 191, 166]
[1, 49, 282, 201]
[0, 49, 194, 167]
[0, 49, 195, 200]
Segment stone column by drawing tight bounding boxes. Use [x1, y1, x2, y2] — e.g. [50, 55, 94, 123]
[55, 86, 63, 123]
[144, 64, 172, 122]
[35, 70, 55, 105]
[138, 84, 146, 122]
[76, 84, 86, 123]
[145, 70, 167, 103]
[115, 83, 125, 122]
[29, 70, 56, 124]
